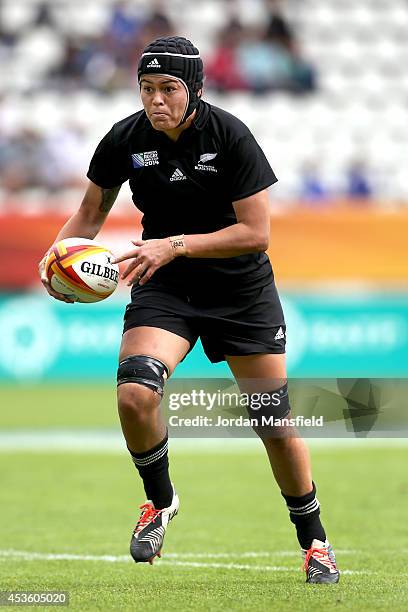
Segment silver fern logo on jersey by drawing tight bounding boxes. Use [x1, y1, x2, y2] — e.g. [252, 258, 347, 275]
[195, 152, 218, 173]
[131, 151, 159, 168]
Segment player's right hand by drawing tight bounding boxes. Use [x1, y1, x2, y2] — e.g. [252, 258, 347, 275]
[38, 250, 75, 303]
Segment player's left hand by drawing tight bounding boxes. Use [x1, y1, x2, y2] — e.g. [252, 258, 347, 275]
[112, 239, 175, 286]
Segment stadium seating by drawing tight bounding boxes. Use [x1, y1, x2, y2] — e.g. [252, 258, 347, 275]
[0, 0, 406, 202]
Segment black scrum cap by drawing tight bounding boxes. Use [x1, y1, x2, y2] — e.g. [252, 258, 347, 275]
[137, 36, 204, 125]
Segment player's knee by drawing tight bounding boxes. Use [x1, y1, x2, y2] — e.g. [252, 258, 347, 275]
[246, 383, 291, 440]
[117, 383, 157, 423]
[116, 354, 169, 423]
[246, 383, 290, 419]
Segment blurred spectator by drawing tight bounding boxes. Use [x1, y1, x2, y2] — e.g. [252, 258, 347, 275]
[287, 44, 316, 92]
[39, 123, 88, 192]
[84, 44, 120, 92]
[235, 28, 315, 94]
[0, 128, 44, 192]
[142, 8, 173, 42]
[206, 3, 315, 95]
[346, 161, 373, 200]
[103, 1, 144, 71]
[299, 162, 329, 202]
[106, 1, 142, 48]
[265, 0, 294, 49]
[47, 2, 174, 93]
[50, 37, 93, 89]
[0, 124, 86, 193]
[31, 2, 55, 29]
[0, 0, 17, 48]
[205, 19, 249, 93]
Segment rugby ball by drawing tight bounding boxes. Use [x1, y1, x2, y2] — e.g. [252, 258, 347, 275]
[45, 237, 119, 303]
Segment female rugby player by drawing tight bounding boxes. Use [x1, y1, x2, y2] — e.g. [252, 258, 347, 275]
[39, 36, 339, 584]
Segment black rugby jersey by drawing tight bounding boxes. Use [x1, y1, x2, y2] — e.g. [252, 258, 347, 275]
[87, 100, 278, 292]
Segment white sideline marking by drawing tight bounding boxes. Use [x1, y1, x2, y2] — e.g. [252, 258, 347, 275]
[165, 550, 359, 558]
[0, 550, 366, 575]
[164, 561, 365, 575]
[0, 550, 129, 563]
[0, 432, 407, 452]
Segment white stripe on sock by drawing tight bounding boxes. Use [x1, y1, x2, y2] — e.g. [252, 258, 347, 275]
[287, 498, 320, 514]
[131, 441, 168, 467]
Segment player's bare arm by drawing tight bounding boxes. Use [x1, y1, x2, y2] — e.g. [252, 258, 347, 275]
[99, 185, 122, 213]
[113, 189, 270, 286]
[38, 180, 121, 301]
[184, 189, 271, 257]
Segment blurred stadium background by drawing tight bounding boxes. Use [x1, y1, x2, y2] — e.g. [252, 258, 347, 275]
[0, 2, 408, 609]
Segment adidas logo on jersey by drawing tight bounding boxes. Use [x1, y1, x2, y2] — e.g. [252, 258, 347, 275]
[146, 58, 161, 68]
[274, 327, 285, 340]
[170, 168, 187, 181]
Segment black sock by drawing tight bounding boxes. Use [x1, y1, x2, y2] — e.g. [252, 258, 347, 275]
[281, 482, 326, 550]
[128, 434, 173, 509]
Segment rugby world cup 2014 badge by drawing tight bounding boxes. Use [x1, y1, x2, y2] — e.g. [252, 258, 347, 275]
[132, 151, 159, 168]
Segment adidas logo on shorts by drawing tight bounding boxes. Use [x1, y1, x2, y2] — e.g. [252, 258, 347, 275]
[170, 168, 187, 181]
[146, 58, 161, 68]
[274, 327, 285, 340]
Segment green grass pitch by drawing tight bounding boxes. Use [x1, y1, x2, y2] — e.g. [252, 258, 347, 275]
[0, 385, 407, 611]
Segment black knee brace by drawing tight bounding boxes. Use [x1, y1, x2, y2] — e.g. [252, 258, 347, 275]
[117, 354, 169, 396]
[246, 383, 291, 421]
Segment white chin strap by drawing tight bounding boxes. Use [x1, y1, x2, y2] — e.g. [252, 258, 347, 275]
[178, 79, 190, 124]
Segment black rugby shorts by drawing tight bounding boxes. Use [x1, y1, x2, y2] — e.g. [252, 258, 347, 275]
[123, 281, 286, 363]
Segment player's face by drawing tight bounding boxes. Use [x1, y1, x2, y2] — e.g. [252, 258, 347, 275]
[140, 76, 188, 131]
